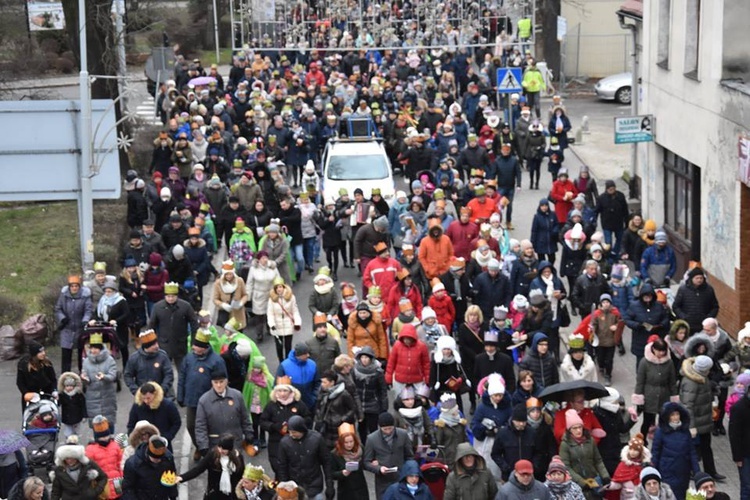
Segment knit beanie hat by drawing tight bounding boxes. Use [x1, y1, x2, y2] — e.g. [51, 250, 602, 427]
[693, 355, 714, 376]
[565, 409, 584, 429]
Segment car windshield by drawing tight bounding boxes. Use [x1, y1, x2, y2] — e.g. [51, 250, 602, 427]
[327, 154, 389, 180]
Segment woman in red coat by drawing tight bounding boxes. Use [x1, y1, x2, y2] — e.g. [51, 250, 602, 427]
[548, 169, 579, 225]
[385, 324, 431, 396]
[427, 282, 456, 333]
[386, 269, 424, 323]
[85, 416, 124, 499]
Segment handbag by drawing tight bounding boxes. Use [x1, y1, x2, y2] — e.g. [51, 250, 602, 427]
[445, 376, 468, 394]
[558, 303, 571, 327]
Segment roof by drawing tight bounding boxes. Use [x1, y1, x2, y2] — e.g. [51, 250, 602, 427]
[619, 0, 642, 18]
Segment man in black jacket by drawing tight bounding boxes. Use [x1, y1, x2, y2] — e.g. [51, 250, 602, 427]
[364, 412, 414, 499]
[474, 330, 516, 393]
[492, 143, 522, 229]
[457, 133, 490, 181]
[492, 404, 537, 481]
[673, 267, 720, 334]
[278, 415, 334, 499]
[596, 180, 629, 256]
[729, 390, 750, 496]
[571, 260, 611, 317]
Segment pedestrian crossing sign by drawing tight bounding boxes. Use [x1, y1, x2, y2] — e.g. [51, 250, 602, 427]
[496, 67, 523, 94]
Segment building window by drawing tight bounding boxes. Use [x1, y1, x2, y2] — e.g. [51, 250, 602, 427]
[663, 149, 700, 255]
[684, 0, 700, 78]
[722, 0, 750, 93]
[657, 0, 671, 69]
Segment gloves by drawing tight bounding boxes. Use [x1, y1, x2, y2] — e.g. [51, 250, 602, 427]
[199, 449, 208, 457]
[294, 325, 301, 331]
[434, 419, 445, 428]
[221, 303, 232, 312]
[690, 428, 697, 438]
[459, 418, 467, 426]
[627, 406, 639, 422]
[663, 277, 671, 287]
[591, 428, 607, 439]
[434, 382, 441, 390]
[86, 469, 100, 480]
[60, 318, 70, 328]
[481, 418, 496, 429]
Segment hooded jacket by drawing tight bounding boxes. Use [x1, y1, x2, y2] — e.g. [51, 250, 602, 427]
[549, 179, 579, 224]
[497, 470, 553, 500]
[177, 347, 226, 408]
[444, 443, 498, 500]
[632, 341, 678, 414]
[623, 284, 669, 358]
[559, 429, 610, 490]
[491, 423, 537, 481]
[651, 402, 700, 496]
[51, 444, 107, 500]
[347, 310, 389, 360]
[57, 372, 86, 425]
[267, 284, 302, 337]
[382, 460, 433, 500]
[472, 270, 512, 320]
[385, 325, 431, 386]
[672, 277, 719, 334]
[418, 221, 455, 279]
[678, 357, 716, 435]
[530, 204, 558, 255]
[84, 438, 123, 499]
[54, 285, 93, 349]
[81, 348, 118, 425]
[639, 244, 676, 285]
[126, 383, 181, 444]
[259, 385, 313, 471]
[353, 347, 389, 415]
[278, 427, 332, 497]
[518, 333, 559, 389]
[470, 392, 512, 442]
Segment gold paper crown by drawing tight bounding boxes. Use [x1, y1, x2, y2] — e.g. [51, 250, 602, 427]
[164, 282, 179, 295]
[139, 329, 157, 344]
[160, 470, 177, 487]
[89, 333, 103, 345]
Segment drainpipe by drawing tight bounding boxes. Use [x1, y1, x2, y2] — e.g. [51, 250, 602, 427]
[618, 12, 639, 199]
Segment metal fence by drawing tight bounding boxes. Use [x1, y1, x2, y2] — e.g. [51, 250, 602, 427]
[562, 23, 632, 81]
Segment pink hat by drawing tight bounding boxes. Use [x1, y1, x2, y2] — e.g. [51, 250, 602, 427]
[565, 409, 584, 430]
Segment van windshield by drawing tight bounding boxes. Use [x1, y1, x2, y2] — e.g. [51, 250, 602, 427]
[327, 154, 389, 180]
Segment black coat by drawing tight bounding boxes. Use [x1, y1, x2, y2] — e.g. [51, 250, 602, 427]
[278, 206, 303, 245]
[439, 270, 471, 323]
[259, 391, 313, 474]
[122, 443, 179, 499]
[510, 257, 539, 298]
[352, 360, 389, 415]
[596, 191, 629, 230]
[474, 351, 516, 393]
[729, 393, 750, 461]
[491, 425, 536, 481]
[570, 273, 611, 316]
[16, 357, 56, 396]
[160, 223, 189, 250]
[316, 211, 343, 248]
[456, 324, 485, 386]
[127, 399, 182, 444]
[623, 285, 670, 358]
[530, 421, 557, 482]
[278, 430, 332, 497]
[180, 448, 244, 500]
[148, 298, 199, 359]
[472, 272, 511, 321]
[128, 190, 150, 228]
[331, 453, 369, 499]
[672, 281, 720, 333]
[593, 406, 637, 476]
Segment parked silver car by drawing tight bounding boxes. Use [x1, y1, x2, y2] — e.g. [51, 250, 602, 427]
[595, 72, 633, 104]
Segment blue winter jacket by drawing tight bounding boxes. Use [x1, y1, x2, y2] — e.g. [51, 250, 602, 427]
[640, 244, 676, 284]
[177, 348, 226, 407]
[623, 285, 670, 358]
[277, 349, 320, 410]
[528, 263, 567, 328]
[470, 393, 512, 441]
[609, 282, 633, 314]
[651, 402, 700, 498]
[383, 460, 434, 500]
[530, 205, 558, 255]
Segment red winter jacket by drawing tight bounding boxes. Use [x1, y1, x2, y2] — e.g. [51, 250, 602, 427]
[386, 284, 424, 324]
[445, 220, 480, 261]
[86, 440, 124, 499]
[385, 324, 431, 385]
[143, 268, 170, 302]
[549, 179, 579, 224]
[428, 292, 456, 332]
[363, 256, 401, 301]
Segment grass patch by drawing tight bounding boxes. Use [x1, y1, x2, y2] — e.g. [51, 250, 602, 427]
[0, 203, 80, 313]
[199, 48, 235, 66]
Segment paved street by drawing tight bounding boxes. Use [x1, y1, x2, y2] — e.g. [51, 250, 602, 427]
[0, 73, 740, 496]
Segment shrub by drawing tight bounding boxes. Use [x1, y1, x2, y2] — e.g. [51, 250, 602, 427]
[0, 295, 26, 327]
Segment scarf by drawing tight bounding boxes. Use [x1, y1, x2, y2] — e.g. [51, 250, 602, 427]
[440, 353, 455, 365]
[357, 315, 372, 327]
[546, 479, 574, 496]
[572, 434, 587, 445]
[399, 407, 425, 445]
[540, 274, 559, 321]
[249, 369, 267, 388]
[98, 293, 124, 321]
[440, 407, 461, 427]
[276, 390, 295, 406]
[466, 319, 481, 331]
[527, 416, 542, 429]
[668, 421, 681, 430]
[243, 484, 265, 500]
[340, 446, 362, 463]
[571, 356, 584, 371]
[220, 278, 238, 294]
[66, 465, 81, 482]
[314, 281, 334, 295]
[219, 455, 233, 494]
[342, 296, 359, 315]
[367, 299, 385, 315]
[382, 429, 395, 445]
[398, 312, 415, 324]
[406, 484, 419, 495]
[475, 251, 492, 268]
[194, 171, 205, 182]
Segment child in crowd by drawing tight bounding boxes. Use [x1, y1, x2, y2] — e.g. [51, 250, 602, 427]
[434, 394, 467, 467]
[725, 372, 750, 419]
[57, 372, 86, 439]
[608, 433, 651, 500]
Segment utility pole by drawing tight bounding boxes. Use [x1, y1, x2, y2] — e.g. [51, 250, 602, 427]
[78, 0, 95, 270]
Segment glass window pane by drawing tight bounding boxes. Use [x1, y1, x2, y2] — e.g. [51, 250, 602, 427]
[676, 176, 687, 238]
[666, 171, 676, 227]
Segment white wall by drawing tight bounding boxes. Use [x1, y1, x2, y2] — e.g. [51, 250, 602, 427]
[639, 0, 749, 288]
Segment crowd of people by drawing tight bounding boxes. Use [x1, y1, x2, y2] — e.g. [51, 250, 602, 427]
[7, 23, 746, 500]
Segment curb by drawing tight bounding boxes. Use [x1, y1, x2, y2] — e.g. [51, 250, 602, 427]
[6, 76, 147, 91]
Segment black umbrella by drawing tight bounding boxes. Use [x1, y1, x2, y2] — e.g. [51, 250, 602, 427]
[538, 380, 609, 403]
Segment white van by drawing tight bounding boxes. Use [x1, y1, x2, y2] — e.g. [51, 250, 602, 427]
[321, 136, 395, 204]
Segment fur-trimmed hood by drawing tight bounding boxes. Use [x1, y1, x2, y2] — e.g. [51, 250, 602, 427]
[269, 284, 293, 302]
[619, 443, 652, 466]
[643, 342, 670, 364]
[668, 320, 690, 340]
[55, 443, 89, 466]
[681, 357, 707, 384]
[128, 420, 160, 448]
[270, 384, 301, 403]
[134, 381, 164, 410]
[57, 371, 83, 394]
[684, 333, 715, 358]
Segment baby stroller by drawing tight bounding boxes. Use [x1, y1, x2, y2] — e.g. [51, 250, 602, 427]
[22, 394, 60, 480]
[78, 322, 120, 363]
[420, 457, 450, 500]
